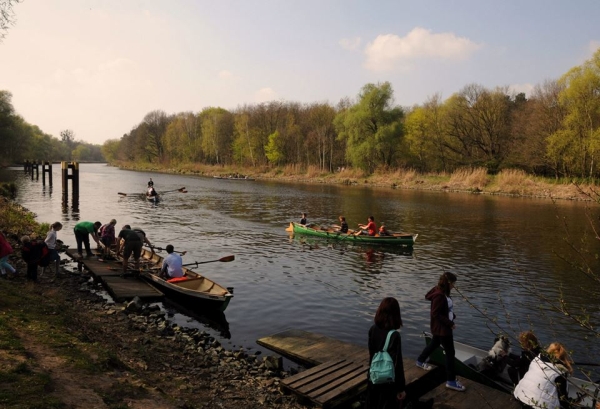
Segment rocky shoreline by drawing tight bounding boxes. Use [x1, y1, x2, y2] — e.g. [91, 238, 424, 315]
[0, 227, 314, 408]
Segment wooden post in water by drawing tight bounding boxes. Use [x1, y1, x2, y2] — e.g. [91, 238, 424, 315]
[42, 161, 53, 187]
[30, 160, 39, 180]
[61, 161, 79, 208]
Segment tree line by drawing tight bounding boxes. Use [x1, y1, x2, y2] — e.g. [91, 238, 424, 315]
[104, 49, 600, 180]
[0, 91, 104, 166]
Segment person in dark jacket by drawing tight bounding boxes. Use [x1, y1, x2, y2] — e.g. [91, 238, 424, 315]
[20, 235, 50, 282]
[415, 272, 466, 392]
[507, 330, 542, 385]
[367, 297, 406, 409]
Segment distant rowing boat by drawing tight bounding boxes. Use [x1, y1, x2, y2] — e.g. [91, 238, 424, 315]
[213, 175, 255, 181]
[288, 222, 418, 246]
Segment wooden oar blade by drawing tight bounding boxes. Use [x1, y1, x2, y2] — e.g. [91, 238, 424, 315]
[285, 222, 294, 232]
[118, 192, 127, 196]
[219, 255, 235, 262]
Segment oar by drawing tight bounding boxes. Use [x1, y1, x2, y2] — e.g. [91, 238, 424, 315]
[159, 187, 187, 194]
[146, 245, 187, 255]
[118, 192, 143, 197]
[182, 255, 235, 267]
[285, 222, 294, 232]
[574, 362, 600, 367]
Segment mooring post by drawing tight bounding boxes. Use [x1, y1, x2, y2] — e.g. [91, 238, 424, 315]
[61, 161, 79, 209]
[42, 161, 53, 186]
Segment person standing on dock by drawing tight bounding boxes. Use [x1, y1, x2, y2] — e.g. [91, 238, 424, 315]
[160, 245, 184, 279]
[116, 225, 153, 274]
[44, 222, 63, 276]
[73, 221, 102, 258]
[367, 297, 406, 409]
[415, 272, 466, 392]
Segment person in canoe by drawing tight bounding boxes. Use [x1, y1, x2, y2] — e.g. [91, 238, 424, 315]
[147, 178, 154, 187]
[337, 216, 349, 233]
[160, 244, 184, 280]
[357, 216, 377, 236]
[147, 184, 158, 198]
[300, 213, 307, 226]
[116, 225, 154, 274]
[507, 330, 542, 385]
[378, 223, 390, 236]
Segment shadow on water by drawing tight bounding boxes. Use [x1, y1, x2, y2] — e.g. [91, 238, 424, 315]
[163, 299, 231, 339]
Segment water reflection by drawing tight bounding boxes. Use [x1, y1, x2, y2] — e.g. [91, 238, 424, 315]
[163, 299, 231, 339]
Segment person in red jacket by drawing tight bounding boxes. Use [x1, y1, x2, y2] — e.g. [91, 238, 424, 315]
[415, 272, 466, 392]
[357, 216, 377, 236]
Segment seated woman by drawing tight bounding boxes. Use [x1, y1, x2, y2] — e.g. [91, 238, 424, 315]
[337, 216, 349, 233]
[507, 330, 542, 385]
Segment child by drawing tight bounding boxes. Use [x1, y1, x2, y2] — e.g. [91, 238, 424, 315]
[379, 223, 389, 236]
[45, 222, 63, 276]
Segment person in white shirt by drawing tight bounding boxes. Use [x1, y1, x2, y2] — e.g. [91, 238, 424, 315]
[160, 245, 184, 279]
[44, 222, 63, 276]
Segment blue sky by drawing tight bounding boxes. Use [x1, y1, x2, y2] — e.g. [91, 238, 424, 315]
[1, 0, 599, 145]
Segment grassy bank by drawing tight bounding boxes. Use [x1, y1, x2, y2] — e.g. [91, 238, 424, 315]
[116, 162, 594, 201]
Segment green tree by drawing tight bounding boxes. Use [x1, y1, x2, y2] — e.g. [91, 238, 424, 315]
[334, 82, 404, 173]
[199, 107, 233, 165]
[264, 130, 284, 166]
[60, 129, 76, 160]
[101, 139, 120, 163]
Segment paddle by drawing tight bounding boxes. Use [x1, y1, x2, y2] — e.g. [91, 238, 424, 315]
[159, 187, 187, 194]
[573, 362, 600, 367]
[285, 222, 294, 232]
[146, 245, 187, 255]
[182, 255, 235, 267]
[118, 192, 141, 197]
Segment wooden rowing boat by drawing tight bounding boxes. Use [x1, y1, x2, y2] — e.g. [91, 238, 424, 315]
[288, 222, 418, 246]
[138, 248, 233, 312]
[423, 333, 599, 407]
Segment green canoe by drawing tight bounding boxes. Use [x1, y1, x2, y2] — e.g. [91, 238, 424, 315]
[287, 222, 418, 246]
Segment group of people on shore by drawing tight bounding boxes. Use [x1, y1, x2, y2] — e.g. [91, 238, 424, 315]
[367, 272, 580, 409]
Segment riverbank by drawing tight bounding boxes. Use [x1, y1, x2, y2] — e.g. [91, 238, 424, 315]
[0, 197, 307, 409]
[116, 162, 595, 201]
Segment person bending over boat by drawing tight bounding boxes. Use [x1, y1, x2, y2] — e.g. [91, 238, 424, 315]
[415, 272, 466, 392]
[357, 216, 377, 236]
[507, 330, 542, 385]
[160, 244, 184, 279]
[116, 225, 153, 274]
[367, 297, 406, 409]
[514, 342, 573, 409]
[73, 221, 102, 258]
[99, 219, 117, 259]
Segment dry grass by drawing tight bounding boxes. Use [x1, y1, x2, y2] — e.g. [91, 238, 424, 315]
[448, 167, 490, 190]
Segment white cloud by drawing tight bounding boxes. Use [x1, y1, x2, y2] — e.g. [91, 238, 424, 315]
[508, 83, 535, 98]
[364, 27, 482, 71]
[339, 37, 362, 51]
[255, 87, 277, 102]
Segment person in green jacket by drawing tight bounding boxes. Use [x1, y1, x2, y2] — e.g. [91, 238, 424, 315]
[73, 221, 102, 258]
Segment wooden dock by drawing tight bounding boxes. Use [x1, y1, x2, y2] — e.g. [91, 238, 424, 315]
[257, 329, 522, 409]
[65, 249, 163, 302]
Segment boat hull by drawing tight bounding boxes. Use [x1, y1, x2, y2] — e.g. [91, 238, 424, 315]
[289, 222, 417, 246]
[139, 249, 233, 312]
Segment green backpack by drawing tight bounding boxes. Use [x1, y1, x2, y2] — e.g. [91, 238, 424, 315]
[369, 330, 396, 384]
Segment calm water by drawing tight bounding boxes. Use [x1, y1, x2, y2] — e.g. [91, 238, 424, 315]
[3, 164, 599, 372]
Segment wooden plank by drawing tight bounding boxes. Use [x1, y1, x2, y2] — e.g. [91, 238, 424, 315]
[283, 360, 350, 389]
[102, 276, 163, 301]
[257, 329, 366, 367]
[419, 377, 521, 409]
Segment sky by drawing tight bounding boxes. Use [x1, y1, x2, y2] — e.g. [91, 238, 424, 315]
[1, 0, 599, 145]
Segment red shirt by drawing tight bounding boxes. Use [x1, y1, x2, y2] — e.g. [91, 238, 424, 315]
[366, 221, 377, 236]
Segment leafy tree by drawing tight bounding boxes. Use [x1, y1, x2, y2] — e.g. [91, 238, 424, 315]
[60, 129, 76, 160]
[264, 130, 284, 166]
[199, 107, 233, 165]
[0, 0, 21, 42]
[334, 82, 404, 173]
[101, 139, 120, 163]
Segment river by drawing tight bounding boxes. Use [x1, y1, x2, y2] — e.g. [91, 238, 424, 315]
[2, 164, 599, 373]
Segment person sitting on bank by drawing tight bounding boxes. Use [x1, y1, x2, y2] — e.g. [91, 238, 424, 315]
[357, 216, 377, 236]
[338, 216, 349, 233]
[300, 213, 307, 225]
[379, 223, 390, 236]
[116, 225, 153, 274]
[160, 244, 184, 279]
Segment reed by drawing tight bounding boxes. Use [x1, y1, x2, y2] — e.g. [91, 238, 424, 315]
[449, 167, 489, 190]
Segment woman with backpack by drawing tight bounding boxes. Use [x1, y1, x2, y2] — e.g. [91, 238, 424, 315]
[367, 297, 406, 409]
